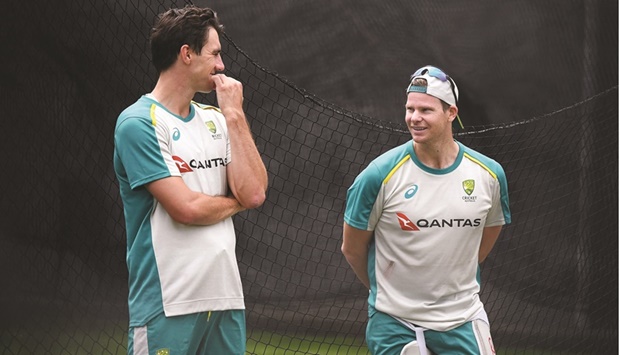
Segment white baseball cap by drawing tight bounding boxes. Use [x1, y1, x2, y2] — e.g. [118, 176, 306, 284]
[406, 65, 459, 106]
[406, 65, 463, 130]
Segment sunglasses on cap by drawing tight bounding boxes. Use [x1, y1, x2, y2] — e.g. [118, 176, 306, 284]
[410, 66, 459, 105]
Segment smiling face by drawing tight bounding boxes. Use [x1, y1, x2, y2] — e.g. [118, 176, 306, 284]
[405, 92, 456, 144]
[190, 27, 225, 93]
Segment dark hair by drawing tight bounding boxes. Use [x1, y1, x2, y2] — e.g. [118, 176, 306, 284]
[410, 78, 450, 111]
[150, 5, 224, 73]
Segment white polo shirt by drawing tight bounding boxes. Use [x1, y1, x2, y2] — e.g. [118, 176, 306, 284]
[345, 140, 511, 331]
[114, 95, 244, 327]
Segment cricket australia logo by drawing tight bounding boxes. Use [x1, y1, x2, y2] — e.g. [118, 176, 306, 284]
[462, 179, 477, 202]
[205, 120, 222, 139]
[462, 179, 475, 195]
[206, 121, 217, 134]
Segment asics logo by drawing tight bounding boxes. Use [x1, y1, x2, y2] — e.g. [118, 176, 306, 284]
[172, 128, 181, 141]
[404, 185, 418, 199]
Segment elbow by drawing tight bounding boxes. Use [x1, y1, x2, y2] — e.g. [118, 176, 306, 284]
[341, 243, 355, 262]
[168, 205, 200, 225]
[341, 243, 348, 257]
[170, 211, 194, 225]
[240, 190, 266, 210]
[231, 176, 268, 209]
[341, 242, 368, 267]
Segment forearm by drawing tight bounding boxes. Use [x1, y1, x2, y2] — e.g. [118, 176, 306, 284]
[147, 177, 245, 226]
[182, 192, 245, 226]
[344, 253, 370, 289]
[225, 108, 268, 208]
[213, 74, 267, 209]
[341, 223, 373, 290]
[479, 225, 503, 263]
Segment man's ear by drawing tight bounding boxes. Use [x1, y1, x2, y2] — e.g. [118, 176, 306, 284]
[448, 105, 458, 121]
[180, 44, 192, 64]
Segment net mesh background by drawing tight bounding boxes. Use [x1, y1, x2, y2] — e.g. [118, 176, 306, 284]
[1, 0, 617, 354]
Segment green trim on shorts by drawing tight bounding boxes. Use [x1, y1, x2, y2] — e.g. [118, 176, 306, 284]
[128, 310, 246, 355]
[366, 310, 481, 355]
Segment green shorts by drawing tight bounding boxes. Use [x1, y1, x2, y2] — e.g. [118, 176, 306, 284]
[366, 309, 494, 355]
[128, 310, 246, 355]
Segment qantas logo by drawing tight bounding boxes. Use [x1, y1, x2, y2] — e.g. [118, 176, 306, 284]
[172, 156, 227, 173]
[173, 156, 192, 173]
[396, 213, 419, 231]
[396, 212, 481, 231]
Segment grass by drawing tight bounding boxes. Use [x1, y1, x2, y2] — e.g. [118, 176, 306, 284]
[2, 327, 365, 355]
[246, 331, 369, 355]
[245, 332, 583, 355]
[1, 327, 583, 355]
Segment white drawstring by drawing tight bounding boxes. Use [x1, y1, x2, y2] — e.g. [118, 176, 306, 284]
[395, 317, 429, 355]
[395, 309, 490, 355]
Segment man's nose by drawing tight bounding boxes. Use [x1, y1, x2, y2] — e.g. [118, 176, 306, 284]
[215, 56, 225, 72]
[410, 110, 422, 122]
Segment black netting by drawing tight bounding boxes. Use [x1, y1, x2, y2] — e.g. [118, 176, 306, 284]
[1, 0, 617, 354]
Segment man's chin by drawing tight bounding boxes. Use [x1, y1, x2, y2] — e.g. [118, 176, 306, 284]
[410, 130, 427, 141]
[197, 86, 214, 94]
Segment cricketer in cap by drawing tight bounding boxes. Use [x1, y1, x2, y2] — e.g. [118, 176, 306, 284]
[407, 65, 463, 131]
[342, 65, 511, 354]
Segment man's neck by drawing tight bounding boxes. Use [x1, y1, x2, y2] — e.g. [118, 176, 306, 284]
[413, 138, 459, 170]
[150, 72, 195, 117]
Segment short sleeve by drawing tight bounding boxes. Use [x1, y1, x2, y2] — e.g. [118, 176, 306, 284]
[485, 164, 511, 226]
[344, 163, 384, 231]
[114, 116, 177, 190]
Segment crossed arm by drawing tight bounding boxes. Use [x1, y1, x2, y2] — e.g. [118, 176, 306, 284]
[147, 177, 245, 225]
[147, 74, 268, 226]
[213, 74, 268, 210]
